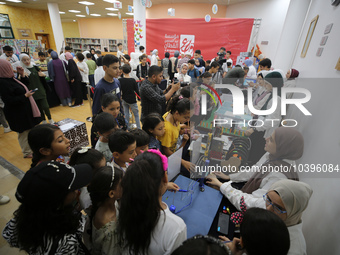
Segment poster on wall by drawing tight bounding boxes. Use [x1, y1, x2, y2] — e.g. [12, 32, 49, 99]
[126, 18, 254, 61]
[17, 29, 33, 39]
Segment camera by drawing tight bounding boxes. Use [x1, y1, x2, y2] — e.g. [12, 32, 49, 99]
[173, 77, 179, 83]
[217, 51, 226, 60]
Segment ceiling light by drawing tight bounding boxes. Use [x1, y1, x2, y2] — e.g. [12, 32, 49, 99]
[59, 11, 65, 14]
[107, 13, 118, 16]
[126, 12, 134, 15]
[6, 0, 22, 2]
[103, 0, 116, 3]
[105, 7, 118, 11]
[0, 1, 6, 3]
[69, 10, 81, 13]
[76, 14, 86, 17]
[78, 1, 94, 5]
[90, 13, 101, 16]
[73, 20, 76, 22]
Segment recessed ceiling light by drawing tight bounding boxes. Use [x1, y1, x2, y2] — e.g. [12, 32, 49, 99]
[59, 11, 65, 14]
[90, 13, 101, 16]
[107, 13, 118, 16]
[69, 10, 81, 13]
[126, 12, 134, 15]
[73, 20, 76, 22]
[6, 0, 22, 2]
[76, 14, 86, 17]
[78, 1, 94, 5]
[105, 7, 118, 11]
[103, 0, 116, 3]
[0, 1, 6, 4]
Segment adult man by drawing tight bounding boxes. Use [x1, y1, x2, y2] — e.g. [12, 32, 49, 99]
[140, 66, 180, 120]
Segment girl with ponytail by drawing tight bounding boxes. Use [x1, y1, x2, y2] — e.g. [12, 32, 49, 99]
[28, 124, 70, 168]
[118, 151, 187, 255]
[159, 95, 194, 172]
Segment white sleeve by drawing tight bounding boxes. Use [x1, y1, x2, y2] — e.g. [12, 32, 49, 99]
[254, 93, 271, 110]
[229, 170, 255, 182]
[84, 63, 89, 75]
[220, 181, 266, 210]
[165, 225, 187, 255]
[256, 97, 282, 132]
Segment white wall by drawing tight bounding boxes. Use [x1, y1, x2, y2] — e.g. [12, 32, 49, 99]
[226, 0, 291, 60]
[288, 1, 340, 254]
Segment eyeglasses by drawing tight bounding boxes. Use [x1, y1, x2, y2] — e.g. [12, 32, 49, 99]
[263, 193, 287, 214]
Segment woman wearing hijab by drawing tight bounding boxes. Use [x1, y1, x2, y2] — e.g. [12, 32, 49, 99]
[206, 127, 303, 211]
[245, 71, 284, 165]
[47, 51, 72, 106]
[19, 54, 53, 124]
[151, 49, 159, 66]
[174, 63, 192, 84]
[244, 59, 257, 79]
[0, 59, 41, 158]
[266, 179, 312, 255]
[284, 68, 299, 99]
[169, 51, 179, 80]
[161, 52, 170, 79]
[65, 52, 83, 107]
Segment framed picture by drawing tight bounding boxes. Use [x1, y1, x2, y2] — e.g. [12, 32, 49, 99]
[316, 47, 323, 57]
[17, 28, 33, 39]
[324, 23, 333, 34]
[301, 15, 319, 58]
[320, 36, 328, 46]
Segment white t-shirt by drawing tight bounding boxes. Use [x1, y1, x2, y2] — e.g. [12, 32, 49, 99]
[95, 140, 112, 162]
[122, 203, 187, 255]
[77, 61, 89, 83]
[94, 66, 105, 86]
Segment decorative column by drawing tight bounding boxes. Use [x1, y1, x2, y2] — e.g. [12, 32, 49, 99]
[133, 0, 146, 52]
[47, 3, 65, 54]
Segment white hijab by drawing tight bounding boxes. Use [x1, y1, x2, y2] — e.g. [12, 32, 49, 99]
[19, 53, 35, 76]
[270, 179, 313, 227]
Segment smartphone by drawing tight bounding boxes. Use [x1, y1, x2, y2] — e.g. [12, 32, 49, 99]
[217, 212, 230, 235]
[31, 88, 38, 92]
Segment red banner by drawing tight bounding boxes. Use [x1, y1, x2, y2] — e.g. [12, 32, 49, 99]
[127, 18, 254, 62]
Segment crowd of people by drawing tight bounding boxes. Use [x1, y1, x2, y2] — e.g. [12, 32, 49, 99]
[0, 43, 309, 255]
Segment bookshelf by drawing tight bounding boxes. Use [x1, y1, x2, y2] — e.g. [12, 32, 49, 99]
[65, 37, 124, 53]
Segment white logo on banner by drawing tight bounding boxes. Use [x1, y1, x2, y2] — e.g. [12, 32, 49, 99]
[180, 35, 195, 55]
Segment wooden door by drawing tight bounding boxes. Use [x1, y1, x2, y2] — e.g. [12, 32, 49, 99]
[35, 34, 50, 50]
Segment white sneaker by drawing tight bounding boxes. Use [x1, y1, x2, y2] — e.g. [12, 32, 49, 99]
[42, 120, 47, 124]
[4, 127, 11, 133]
[49, 119, 55, 124]
[0, 195, 10, 205]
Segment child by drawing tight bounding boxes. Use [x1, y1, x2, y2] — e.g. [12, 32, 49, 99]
[28, 124, 70, 168]
[92, 54, 121, 116]
[117, 151, 186, 255]
[69, 147, 106, 210]
[108, 130, 136, 171]
[94, 112, 118, 162]
[136, 54, 149, 82]
[94, 56, 105, 85]
[187, 59, 200, 82]
[86, 53, 97, 88]
[194, 58, 205, 74]
[142, 113, 165, 151]
[158, 95, 193, 172]
[86, 166, 124, 255]
[76, 52, 89, 100]
[119, 64, 140, 129]
[130, 128, 149, 155]
[35, 52, 48, 76]
[90, 93, 126, 148]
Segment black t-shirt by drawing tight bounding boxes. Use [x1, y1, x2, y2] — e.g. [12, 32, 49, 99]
[119, 77, 140, 104]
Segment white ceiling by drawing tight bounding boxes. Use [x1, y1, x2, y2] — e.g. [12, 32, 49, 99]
[1, 0, 250, 21]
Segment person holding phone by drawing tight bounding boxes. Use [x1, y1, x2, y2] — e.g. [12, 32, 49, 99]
[0, 59, 41, 158]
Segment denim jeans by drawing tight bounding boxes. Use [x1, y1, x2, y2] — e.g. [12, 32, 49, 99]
[122, 100, 140, 129]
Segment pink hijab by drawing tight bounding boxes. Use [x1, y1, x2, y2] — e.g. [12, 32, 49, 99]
[65, 52, 73, 61]
[0, 59, 40, 118]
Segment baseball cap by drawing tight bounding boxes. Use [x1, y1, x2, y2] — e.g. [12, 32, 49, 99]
[65, 46, 72, 51]
[16, 161, 92, 206]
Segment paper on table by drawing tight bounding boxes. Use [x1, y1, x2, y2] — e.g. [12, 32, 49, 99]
[167, 147, 183, 181]
[59, 123, 76, 132]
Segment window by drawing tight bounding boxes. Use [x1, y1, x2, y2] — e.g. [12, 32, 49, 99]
[0, 14, 15, 39]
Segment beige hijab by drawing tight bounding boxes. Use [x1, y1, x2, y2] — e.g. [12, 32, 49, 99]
[270, 179, 313, 227]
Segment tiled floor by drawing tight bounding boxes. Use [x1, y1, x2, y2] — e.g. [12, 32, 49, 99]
[0, 165, 25, 254]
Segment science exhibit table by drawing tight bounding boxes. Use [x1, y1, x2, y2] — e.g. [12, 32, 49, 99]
[162, 175, 223, 238]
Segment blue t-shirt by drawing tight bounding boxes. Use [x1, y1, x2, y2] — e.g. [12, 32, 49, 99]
[92, 77, 121, 115]
[187, 68, 200, 82]
[149, 135, 162, 151]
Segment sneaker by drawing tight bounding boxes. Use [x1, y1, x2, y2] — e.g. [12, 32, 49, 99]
[0, 195, 10, 205]
[4, 127, 11, 133]
[49, 119, 55, 124]
[42, 120, 48, 124]
[68, 103, 72, 107]
[70, 104, 80, 108]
